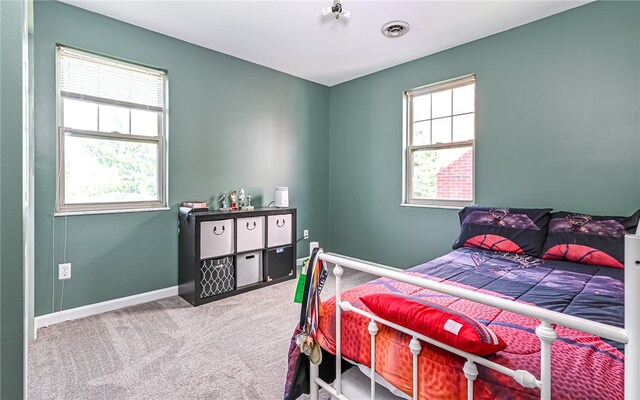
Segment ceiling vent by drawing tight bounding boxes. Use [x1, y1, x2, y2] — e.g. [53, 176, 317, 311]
[381, 21, 410, 38]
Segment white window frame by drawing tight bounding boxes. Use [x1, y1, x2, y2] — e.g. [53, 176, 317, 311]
[402, 74, 476, 208]
[55, 46, 168, 215]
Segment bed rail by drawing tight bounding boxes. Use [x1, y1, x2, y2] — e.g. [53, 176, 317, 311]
[624, 232, 639, 400]
[308, 233, 639, 400]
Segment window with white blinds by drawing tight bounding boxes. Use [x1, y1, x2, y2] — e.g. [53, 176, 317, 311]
[56, 46, 167, 214]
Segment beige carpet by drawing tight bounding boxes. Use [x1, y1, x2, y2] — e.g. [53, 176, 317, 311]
[28, 269, 374, 400]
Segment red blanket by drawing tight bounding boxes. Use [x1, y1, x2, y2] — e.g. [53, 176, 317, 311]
[286, 249, 624, 400]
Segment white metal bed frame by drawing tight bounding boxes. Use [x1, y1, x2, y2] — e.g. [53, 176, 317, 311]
[306, 230, 639, 400]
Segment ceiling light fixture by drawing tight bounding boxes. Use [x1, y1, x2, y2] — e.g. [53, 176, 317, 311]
[322, 0, 350, 20]
[382, 21, 410, 38]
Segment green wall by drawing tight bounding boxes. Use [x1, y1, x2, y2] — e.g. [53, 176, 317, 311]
[34, 2, 330, 316]
[327, 1, 640, 268]
[1, 0, 26, 397]
[33, 1, 640, 316]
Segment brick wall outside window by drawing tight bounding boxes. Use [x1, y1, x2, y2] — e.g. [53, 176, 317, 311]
[436, 149, 473, 200]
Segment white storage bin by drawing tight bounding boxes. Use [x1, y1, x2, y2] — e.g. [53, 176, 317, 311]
[236, 216, 265, 253]
[236, 251, 263, 287]
[267, 214, 292, 247]
[200, 219, 234, 259]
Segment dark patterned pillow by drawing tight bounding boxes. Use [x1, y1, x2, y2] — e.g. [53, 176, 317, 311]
[541, 210, 640, 269]
[452, 206, 552, 256]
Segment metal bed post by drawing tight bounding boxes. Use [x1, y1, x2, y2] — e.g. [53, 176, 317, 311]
[535, 321, 557, 400]
[309, 362, 319, 400]
[409, 337, 422, 400]
[334, 263, 344, 396]
[463, 360, 478, 400]
[368, 320, 379, 399]
[625, 231, 640, 399]
[309, 241, 320, 400]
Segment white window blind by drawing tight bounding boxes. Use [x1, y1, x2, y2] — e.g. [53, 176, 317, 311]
[405, 75, 476, 98]
[58, 47, 164, 110]
[56, 46, 167, 214]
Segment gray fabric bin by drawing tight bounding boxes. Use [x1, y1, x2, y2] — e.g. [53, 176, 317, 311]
[236, 251, 262, 287]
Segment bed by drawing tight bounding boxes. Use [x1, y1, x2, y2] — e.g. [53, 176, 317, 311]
[284, 207, 639, 400]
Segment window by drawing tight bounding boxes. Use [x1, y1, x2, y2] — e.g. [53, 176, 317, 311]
[56, 46, 167, 213]
[404, 75, 475, 207]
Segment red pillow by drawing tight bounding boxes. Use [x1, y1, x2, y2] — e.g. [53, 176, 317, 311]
[360, 294, 506, 356]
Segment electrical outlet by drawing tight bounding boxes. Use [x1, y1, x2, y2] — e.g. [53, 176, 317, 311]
[303, 229, 309, 240]
[58, 263, 71, 280]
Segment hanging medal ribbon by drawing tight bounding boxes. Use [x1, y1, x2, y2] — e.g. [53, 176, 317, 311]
[302, 249, 328, 337]
[296, 247, 328, 365]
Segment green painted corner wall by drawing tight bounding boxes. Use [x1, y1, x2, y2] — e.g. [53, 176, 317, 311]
[34, 1, 329, 316]
[1, 0, 26, 398]
[32, 1, 640, 317]
[327, 1, 640, 268]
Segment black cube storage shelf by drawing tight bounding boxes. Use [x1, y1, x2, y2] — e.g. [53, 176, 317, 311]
[178, 207, 297, 306]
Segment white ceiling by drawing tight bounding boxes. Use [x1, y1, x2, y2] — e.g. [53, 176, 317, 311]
[59, 0, 591, 86]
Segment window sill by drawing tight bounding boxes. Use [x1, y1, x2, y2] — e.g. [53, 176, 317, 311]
[54, 207, 171, 217]
[400, 203, 464, 210]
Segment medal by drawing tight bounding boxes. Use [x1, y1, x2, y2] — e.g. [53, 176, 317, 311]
[295, 332, 308, 349]
[297, 248, 327, 365]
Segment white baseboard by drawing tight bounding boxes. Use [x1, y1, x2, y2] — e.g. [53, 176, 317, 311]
[34, 286, 178, 332]
[36, 259, 306, 333]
